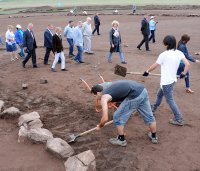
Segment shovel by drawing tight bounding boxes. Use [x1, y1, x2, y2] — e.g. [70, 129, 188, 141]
[114, 64, 160, 77]
[68, 120, 113, 143]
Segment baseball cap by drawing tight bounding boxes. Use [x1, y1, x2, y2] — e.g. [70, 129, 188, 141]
[16, 24, 22, 29]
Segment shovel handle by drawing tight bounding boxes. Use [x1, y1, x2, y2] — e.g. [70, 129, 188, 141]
[79, 120, 113, 137]
[80, 78, 91, 91]
[127, 72, 160, 76]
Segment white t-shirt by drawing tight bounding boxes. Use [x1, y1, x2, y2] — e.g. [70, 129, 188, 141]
[156, 49, 185, 86]
[5, 30, 15, 44]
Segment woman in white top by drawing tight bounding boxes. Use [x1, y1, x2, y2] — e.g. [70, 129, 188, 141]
[5, 25, 18, 61]
[143, 35, 190, 126]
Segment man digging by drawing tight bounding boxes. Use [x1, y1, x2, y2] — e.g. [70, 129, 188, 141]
[91, 80, 158, 146]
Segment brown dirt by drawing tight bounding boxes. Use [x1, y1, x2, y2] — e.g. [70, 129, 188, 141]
[0, 8, 200, 171]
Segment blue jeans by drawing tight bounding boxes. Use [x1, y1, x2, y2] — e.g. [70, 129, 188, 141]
[113, 88, 155, 126]
[67, 38, 74, 55]
[18, 44, 25, 58]
[177, 63, 190, 88]
[149, 30, 155, 43]
[108, 47, 125, 62]
[152, 82, 183, 122]
[0, 37, 3, 45]
[74, 46, 83, 62]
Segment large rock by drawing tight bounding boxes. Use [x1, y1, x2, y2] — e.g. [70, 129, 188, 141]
[27, 128, 53, 143]
[28, 118, 43, 129]
[18, 124, 29, 143]
[0, 100, 4, 112]
[64, 150, 96, 171]
[46, 138, 74, 159]
[0, 107, 20, 118]
[18, 111, 40, 126]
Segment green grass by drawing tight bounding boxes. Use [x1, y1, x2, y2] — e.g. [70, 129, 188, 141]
[0, 0, 200, 9]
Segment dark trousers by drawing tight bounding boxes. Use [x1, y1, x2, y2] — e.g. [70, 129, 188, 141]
[23, 48, 37, 67]
[149, 30, 155, 43]
[67, 38, 74, 55]
[44, 47, 53, 64]
[92, 25, 100, 35]
[137, 34, 149, 50]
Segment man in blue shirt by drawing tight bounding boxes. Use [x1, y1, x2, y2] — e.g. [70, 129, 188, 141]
[73, 21, 84, 63]
[64, 20, 75, 57]
[15, 24, 25, 58]
[149, 16, 157, 43]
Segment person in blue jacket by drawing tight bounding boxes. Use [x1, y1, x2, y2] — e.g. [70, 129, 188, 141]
[15, 24, 25, 58]
[177, 34, 199, 93]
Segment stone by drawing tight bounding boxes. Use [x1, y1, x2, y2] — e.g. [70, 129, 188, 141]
[46, 138, 74, 159]
[0, 100, 4, 112]
[27, 128, 53, 143]
[18, 111, 40, 126]
[64, 150, 96, 171]
[40, 79, 48, 84]
[18, 124, 29, 143]
[28, 118, 43, 129]
[0, 107, 20, 118]
[22, 83, 28, 89]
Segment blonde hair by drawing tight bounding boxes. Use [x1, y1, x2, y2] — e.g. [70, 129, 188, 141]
[55, 27, 62, 32]
[8, 25, 13, 30]
[112, 20, 119, 27]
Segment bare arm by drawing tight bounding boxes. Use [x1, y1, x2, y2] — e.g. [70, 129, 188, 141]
[99, 94, 112, 128]
[147, 62, 159, 73]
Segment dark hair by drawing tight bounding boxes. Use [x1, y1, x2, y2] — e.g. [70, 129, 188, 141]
[69, 20, 73, 23]
[163, 35, 176, 50]
[91, 85, 103, 95]
[178, 34, 190, 48]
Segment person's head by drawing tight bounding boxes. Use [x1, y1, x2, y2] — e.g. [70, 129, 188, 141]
[68, 20, 74, 27]
[91, 84, 103, 97]
[8, 25, 14, 31]
[95, 12, 99, 16]
[163, 35, 176, 50]
[112, 20, 119, 29]
[55, 27, 62, 34]
[16, 24, 22, 30]
[144, 15, 148, 19]
[28, 23, 34, 31]
[48, 24, 54, 30]
[150, 16, 154, 20]
[86, 17, 91, 23]
[180, 34, 190, 44]
[77, 21, 83, 28]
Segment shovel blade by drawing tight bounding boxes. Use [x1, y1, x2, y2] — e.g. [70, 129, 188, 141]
[114, 64, 127, 77]
[68, 134, 79, 143]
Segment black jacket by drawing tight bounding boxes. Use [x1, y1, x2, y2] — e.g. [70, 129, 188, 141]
[94, 15, 100, 26]
[44, 29, 53, 48]
[52, 34, 63, 53]
[23, 29, 37, 50]
[109, 28, 121, 53]
[141, 18, 150, 36]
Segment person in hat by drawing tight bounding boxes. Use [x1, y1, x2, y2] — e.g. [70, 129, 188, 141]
[91, 80, 158, 146]
[15, 24, 25, 58]
[5, 25, 18, 61]
[149, 16, 157, 43]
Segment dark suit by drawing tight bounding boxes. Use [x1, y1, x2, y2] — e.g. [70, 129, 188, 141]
[52, 34, 63, 53]
[44, 29, 53, 64]
[92, 15, 101, 35]
[137, 18, 150, 50]
[23, 29, 37, 67]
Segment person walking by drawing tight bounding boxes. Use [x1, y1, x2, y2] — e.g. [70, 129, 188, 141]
[92, 12, 101, 35]
[177, 34, 199, 93]
[143, 35, 190, 126]
[64, 20, 75, 57]
[108, 20, 127, 64]
[149, 16, 157, 43]
[5, 25, 18, 61]
[43, 24, 54, 65]
[73, 21, 84, 63]
[82, 17, 93, 53]
[51, 27, 66, 72]
[15, 24, 25, 58]
[91, 80, 158, 146]
[22, 23, 38, 68]
[137, 15, 150, 51]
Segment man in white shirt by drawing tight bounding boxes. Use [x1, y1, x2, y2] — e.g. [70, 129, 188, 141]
[82, 17, 93, 53]
[149, 16, 157, 43]
[143, 35, 190, 126]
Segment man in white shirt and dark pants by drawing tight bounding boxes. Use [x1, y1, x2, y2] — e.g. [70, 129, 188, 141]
[149, 16, 157, 43]
[82, 17, 93, 53]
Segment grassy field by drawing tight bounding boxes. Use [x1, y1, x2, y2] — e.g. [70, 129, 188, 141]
[0, 0, 200, 9]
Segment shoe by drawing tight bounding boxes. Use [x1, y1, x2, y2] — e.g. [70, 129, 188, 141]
[33, 65, 38, 68]
[146, 49, 151, 51]
[61, 69, 68, 71]
[74, 59, 80, 64]
[51, 68, 56, 72]
[84, 50, 89, 53]
[15, 56, 19, 60]
[11, 58, 15, 61]
[148, 132, 158, 144]
[109, 137, 127, 147]
[98, 34, 101, 35]
[79, 61, 85, 63]
[44, 63, 50, 65]
[137, 46, 141, 50]
[121, 61, 127, 64]
[186, 88, 194, 94]
[169, 119, 184, 126]
[22, 62, 25, 68]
